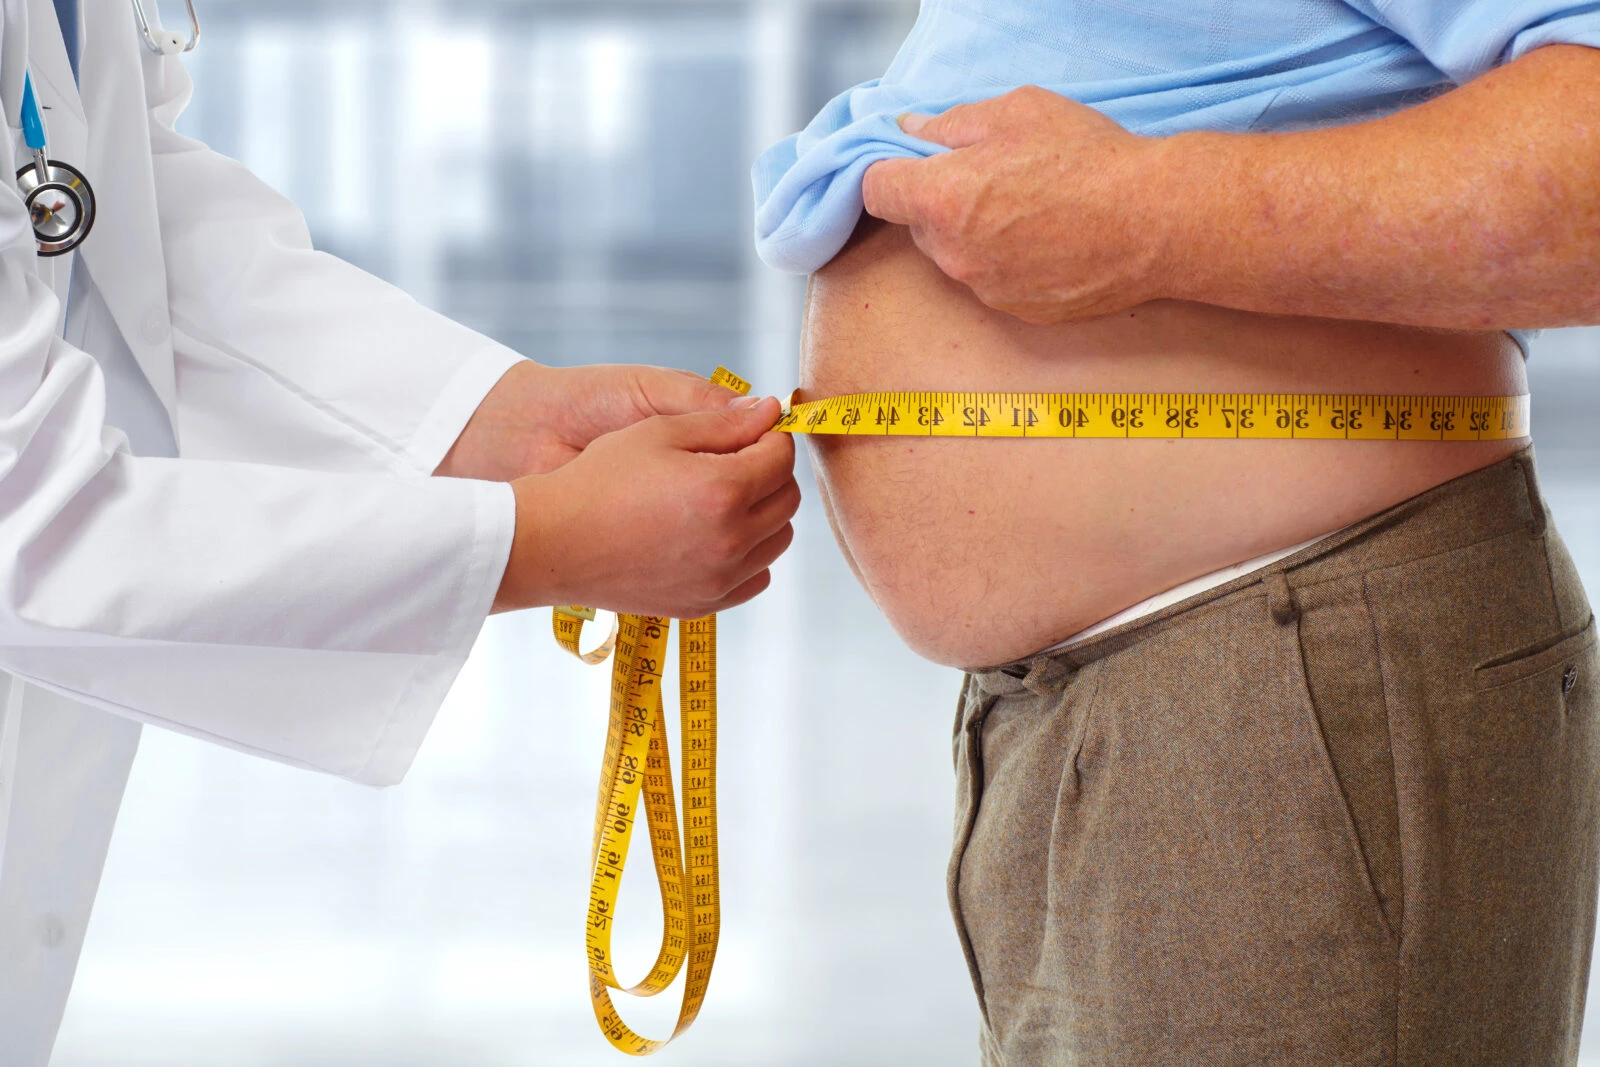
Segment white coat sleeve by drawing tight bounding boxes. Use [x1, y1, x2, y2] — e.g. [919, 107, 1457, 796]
[140, 47, 526, 476]
[0, 111, 515, 792]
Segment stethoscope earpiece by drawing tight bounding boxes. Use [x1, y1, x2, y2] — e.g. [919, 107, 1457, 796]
[130, 0, 200, 54]
[14, 2, 201, 256]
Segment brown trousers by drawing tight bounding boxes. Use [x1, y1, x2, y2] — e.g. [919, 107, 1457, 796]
[952, 450, 1599, 1066]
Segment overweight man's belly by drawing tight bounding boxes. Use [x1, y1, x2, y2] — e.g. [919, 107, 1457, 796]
[801, 220, 1527, 669]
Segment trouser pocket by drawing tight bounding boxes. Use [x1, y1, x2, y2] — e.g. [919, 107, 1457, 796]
[959, 589, 1398, 1066]
[1362, 524, 1600, 1065]
[1292, 573, 1405, 943]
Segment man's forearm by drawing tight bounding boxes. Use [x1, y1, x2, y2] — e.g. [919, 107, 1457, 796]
[1155, 44, 1600, 330]
[864, 44, 1600, 329]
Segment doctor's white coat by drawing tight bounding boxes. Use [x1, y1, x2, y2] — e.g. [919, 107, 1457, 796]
[0, 0, 522, 1061]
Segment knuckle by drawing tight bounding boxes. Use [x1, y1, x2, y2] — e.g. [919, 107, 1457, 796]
[969, 271, 1006, 301]
[766, 525, 796, 559]
[710, 530, 746, 564]
[924, 184, 959, 229]
[699, 477, 742, 517]
[1012, 85, 1053, 115]
[942, 251, 978, 284]
[697, 574, 730, 604]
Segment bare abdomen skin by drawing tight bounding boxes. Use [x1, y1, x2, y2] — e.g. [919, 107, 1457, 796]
[801, 220, 1527, 668]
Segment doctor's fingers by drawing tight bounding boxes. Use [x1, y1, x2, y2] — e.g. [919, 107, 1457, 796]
[707, 519, 794, 602]
[741, 522, 796, 576]
[654, 397, 784, 454]
[742, 477, 802, 539]
[716, 430, 798, 509]
[694, 477, 795, 588]
[631, 365, 752, 416]
[708, 567, 775, 613]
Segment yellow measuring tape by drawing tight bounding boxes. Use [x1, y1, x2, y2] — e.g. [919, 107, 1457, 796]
[775, 391, 1530, 441]
[553, 375, 1529, 1056]
[552, 367, 749, 1056]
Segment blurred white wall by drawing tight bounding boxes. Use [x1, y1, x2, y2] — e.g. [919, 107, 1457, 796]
[46, 2, 1600, 1064]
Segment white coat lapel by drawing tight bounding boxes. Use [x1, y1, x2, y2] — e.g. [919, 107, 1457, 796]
[18, 0, 85, 303]
[1, 0, 28, 135]
[73, 0, 177, 422]
[23, 0, 80, 124]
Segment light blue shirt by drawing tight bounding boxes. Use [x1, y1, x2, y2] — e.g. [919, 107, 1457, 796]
[753, 0, 1600, 279]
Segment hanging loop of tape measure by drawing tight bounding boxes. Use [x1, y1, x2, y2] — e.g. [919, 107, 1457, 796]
[553, 372, 1528, 1056]
[553, 604, 618, 666]
[552, 366, 748, 1056]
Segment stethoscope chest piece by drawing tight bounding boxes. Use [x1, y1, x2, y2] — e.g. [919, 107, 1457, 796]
[16, 158, 95, 257]
[13, 0, 206, 257]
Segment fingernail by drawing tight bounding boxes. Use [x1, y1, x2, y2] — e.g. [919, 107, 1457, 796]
[731, 395, 767, 409]
[899, 112, 930, 135]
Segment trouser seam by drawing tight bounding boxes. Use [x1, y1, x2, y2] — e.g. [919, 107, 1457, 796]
[953, 674, 973, 772]
[952, 686, 999, 1029]
[1360, 572, 1405, 1066]
[1515, 449, 1547, 539]
[1066, 659, 1105, 796]
[1514, 450, 1566, 629]
[1358, 573, 1406, 946]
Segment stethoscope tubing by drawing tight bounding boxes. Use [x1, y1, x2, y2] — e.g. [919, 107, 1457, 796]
[16, 72, 95, 255]
[13, 0, 202, 254]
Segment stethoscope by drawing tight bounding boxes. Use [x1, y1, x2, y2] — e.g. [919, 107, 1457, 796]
[15, 0, 201, 257]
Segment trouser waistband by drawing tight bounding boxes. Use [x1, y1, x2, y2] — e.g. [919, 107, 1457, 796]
[986, 446, 1549, 683]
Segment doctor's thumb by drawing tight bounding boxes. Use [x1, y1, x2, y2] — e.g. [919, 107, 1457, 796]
[639, 366, 751, 416]
[660, 396, 783, 454]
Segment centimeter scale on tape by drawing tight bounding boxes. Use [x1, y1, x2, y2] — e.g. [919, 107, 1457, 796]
[553, 373, 1530, 1057]
[551, 366, 751, 1056]
[775, 391, 1531, 441]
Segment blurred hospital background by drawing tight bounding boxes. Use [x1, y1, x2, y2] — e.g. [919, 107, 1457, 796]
[51, 1, 1600, 1064]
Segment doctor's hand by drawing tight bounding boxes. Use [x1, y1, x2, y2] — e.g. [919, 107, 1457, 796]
[492, 396, 799, 617]
[436, 361, 751, 481]
[861, 86, 1169, 325]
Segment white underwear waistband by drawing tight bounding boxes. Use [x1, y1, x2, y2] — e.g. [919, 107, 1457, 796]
[1040, 526, 1351, 656]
